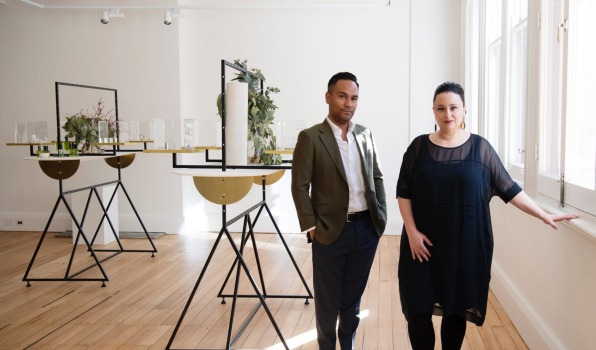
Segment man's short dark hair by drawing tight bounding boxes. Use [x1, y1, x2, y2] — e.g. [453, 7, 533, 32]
[328, 72, 359, 91]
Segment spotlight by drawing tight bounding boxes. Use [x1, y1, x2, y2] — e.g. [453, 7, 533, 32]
[100, 10, 109, 24]
[100, 9, 124, 25]
[164, 9, 183, 25]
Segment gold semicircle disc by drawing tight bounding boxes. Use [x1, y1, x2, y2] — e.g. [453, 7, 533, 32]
[104, 153, 136, 169]
[39, 160, 80, 180]
[253, 169, 285, 185]
[193, 176, 254, 205]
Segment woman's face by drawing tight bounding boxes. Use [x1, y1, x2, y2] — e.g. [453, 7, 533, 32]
[432, 92, 466, 132]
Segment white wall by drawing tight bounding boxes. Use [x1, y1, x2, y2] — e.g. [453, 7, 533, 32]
[491, 201, 596, 350]
[178, 0, 462, 234]
[0, 0, 461, 236]
[487, 0, 596, 347]
[0, 1, 183, 233]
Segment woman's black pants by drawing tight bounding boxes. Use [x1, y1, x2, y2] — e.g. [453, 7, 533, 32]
[407, 313, 467, 350]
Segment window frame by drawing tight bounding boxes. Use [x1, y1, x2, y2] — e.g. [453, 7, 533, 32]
[536, 0, 596, 217]
[465, 0, 596, 233]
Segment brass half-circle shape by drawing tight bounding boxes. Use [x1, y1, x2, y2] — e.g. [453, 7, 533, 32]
[252, 169, 285, 185]
[193, 176, 253, 205]
[38, 160, 80, 180]
[104, 153, 136, 169]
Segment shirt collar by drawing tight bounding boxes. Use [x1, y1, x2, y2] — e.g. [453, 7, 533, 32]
[326, 117, 355, 137]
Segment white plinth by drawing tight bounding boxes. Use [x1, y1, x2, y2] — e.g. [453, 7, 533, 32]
[70, 184, 119, 245]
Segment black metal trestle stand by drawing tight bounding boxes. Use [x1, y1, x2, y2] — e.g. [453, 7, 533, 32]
[22, 179, 113, 286]
[166, 174, 313, 350]
[89, 157, 158, 256]
[166, 60, 310, 349]
[23, 155, 158, 287]
[217, 178, 313, 305]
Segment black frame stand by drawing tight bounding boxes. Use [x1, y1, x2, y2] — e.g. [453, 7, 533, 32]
[23, 80, 158, 287]
[90, 157, 158, 256]
[22, 178, 111, 285]
[22, 157, 158, 287]
[165, 60, 312, 349]
[217, 178, 312, 305]
[166, 175, 313, 350]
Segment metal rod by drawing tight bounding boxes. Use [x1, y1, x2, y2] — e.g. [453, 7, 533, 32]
[165, 228, 226, 350]
[63, 180, 119, 195]
[222, 228, 289, 349]
[22, 196, 62, 284]
[119, 182, 158, 254]
[221, 59, 227, 171]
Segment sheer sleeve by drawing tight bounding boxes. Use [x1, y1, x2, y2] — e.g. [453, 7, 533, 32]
[396, 135, 424, 199]
[478, 137, 522, 202]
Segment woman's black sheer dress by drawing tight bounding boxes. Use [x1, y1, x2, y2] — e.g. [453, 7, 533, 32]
[396, 134, 521, 326]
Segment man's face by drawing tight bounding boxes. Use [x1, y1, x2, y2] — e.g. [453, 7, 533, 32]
[326, 79, 359, 126]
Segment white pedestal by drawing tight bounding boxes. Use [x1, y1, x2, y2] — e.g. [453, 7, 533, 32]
[70, 184, 119, 245]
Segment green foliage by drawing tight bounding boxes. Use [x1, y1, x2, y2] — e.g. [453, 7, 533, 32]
[62, 98, 115, 153]
[217, 59, 282, 165]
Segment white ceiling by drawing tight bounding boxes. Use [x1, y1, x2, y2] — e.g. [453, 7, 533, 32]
[19, 0, 391, 10]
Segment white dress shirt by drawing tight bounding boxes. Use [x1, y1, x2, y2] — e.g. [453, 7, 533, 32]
[326, 117, 368, 213]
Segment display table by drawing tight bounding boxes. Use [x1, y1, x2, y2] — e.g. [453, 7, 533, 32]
[22, 153, 157, 287]
[166, 168, 312, 350]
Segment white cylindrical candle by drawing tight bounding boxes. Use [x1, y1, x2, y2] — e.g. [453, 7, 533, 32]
[225, 81, 248, 166]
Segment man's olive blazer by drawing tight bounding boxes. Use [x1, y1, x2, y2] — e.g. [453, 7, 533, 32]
[291, 120, 387, 245]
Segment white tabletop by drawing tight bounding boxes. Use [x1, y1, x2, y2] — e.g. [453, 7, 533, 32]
[172, 168, 284, 177]
[24, 152, 135, 162]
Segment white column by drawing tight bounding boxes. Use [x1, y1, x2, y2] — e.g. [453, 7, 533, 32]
[69, 184, 119, 245]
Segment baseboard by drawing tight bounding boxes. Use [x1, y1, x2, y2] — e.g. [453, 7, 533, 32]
[491, 261, 566, 350]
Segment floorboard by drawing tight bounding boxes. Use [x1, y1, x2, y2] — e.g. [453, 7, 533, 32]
[0, 231, 528, 349]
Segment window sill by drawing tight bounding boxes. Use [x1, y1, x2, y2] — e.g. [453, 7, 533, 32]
[535, 194, 596, 242]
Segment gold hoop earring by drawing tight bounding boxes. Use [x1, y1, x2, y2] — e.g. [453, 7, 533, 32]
[460, 121, 466, 130]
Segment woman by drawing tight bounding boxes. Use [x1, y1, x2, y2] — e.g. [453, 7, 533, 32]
[396, 81, 577, 349]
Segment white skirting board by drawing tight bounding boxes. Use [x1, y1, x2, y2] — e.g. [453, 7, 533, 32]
[490, 261, 565, 350]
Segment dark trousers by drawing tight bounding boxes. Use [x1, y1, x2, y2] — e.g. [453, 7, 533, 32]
[312, 216, 379, 350]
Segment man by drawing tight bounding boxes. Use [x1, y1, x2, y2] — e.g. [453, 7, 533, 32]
[291, 72, 387, 349]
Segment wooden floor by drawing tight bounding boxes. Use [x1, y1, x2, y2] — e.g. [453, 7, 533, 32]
[0, 231, 528, 350]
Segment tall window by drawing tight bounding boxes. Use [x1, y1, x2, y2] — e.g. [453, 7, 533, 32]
[539, 0, 596, 215]
[468, 0, 596, 218]
[484, 0, 503, 152]
[466, 0, 596, 218]
[471, 0, 528, 183]
[506, 2, 528, 179]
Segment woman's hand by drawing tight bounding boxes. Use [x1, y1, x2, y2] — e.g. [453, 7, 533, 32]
[406, 228, 433, 262]
[510, 191, 579, 229]
[541, 213, 579, 229]
[398, 197, 433, 262]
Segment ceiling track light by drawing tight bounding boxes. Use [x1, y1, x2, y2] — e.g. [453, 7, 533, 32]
[164, 9, 183, 25]
[100, 8, 124, 24]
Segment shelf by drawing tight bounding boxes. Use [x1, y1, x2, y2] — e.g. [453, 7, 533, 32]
[6, 142, 54, 146]
[143, 149, 203, 154]
[264, 149, 294, 155]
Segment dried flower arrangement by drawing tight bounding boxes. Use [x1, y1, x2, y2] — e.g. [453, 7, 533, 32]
[62, 98, 116, 153]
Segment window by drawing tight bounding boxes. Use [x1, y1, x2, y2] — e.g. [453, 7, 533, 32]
[506, 3, 528, 177]
[469, 0, 528, 183]
[484, 0, 503, 153]
[466, 0, 596, 218]
[539, 0, 596, 215]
